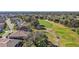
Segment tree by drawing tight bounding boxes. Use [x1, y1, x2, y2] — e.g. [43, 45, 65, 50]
[34, 35, 48, 47]
[33, 31, 49, 47]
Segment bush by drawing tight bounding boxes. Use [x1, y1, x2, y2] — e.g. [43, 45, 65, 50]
[34, 31, 48, 47]
[35, 37, 48, 47]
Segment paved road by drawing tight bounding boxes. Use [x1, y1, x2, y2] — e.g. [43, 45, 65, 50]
[2, 18, 14, 38]
[5, 18, 14, 30]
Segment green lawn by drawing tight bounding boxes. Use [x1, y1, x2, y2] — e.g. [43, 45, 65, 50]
[38, 19, 53, 28]
[0, 31, 5, 36]
[38, 19, 79, 47]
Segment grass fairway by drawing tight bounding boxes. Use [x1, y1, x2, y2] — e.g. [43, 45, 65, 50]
[38, 19, 53, 28]
[38, 19, 79, 47]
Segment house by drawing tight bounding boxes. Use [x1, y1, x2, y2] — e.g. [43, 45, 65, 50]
[10, 17, 23, 28]
[11, 17, 22, 24]
[0, 17, 5, 23]
[0, 17, 5, 32]
[18, 26, 32, 32]
[0, 38, 21, 47]
[17, 21, 32, 32]
[8, 30, 31, 40]
[0, 23, 5, 32]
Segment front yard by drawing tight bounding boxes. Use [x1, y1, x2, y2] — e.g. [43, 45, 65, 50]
[0, 30, 5, 36]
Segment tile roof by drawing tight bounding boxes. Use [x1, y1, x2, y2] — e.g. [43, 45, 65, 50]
[9, 30, 29, 39]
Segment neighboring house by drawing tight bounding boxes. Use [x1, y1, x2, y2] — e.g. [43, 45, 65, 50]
[0, 17, 5, 23]
[18, 26, 32, 32]
[0, 17, 5, 32]
[10, 17, 24, 29]
[11, 18, 23, 25]
[8, 30, 31, 40]
[35, 25, 46, 30]
[0, 38, 21, 47]
[17, 21, 32, 32]
[0, 23, 5, 32]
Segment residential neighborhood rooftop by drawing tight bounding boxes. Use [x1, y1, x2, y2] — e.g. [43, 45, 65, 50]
[8, 30, 30, 39]
[0, 17, 5, 23]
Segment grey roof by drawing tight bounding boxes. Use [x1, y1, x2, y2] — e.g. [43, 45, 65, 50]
[0, 17, 5, 23]
[0, 23, 5, 28]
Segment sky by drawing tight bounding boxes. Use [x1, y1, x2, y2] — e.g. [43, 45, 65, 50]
[0, 0, 79, 11]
